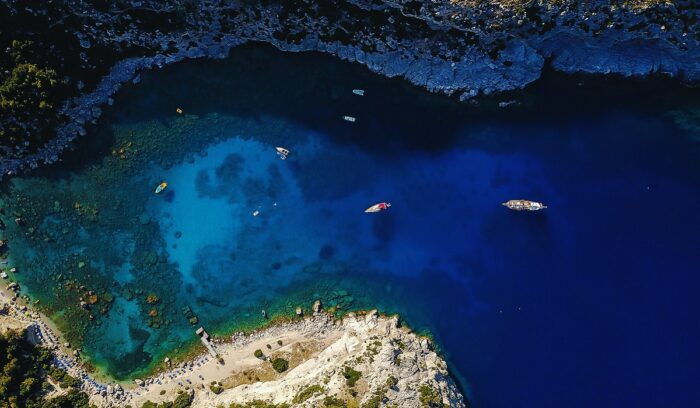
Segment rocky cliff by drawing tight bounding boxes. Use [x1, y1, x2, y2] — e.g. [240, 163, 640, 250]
[1, 0, 698, 176]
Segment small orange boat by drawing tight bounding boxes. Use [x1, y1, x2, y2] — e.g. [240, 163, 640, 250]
[154, 182, 168, 194]
[365, 202, 391, 213]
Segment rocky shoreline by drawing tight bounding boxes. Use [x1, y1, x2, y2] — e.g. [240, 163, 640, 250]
[1, 0, 698, 177]
[0, 292, 467, 407]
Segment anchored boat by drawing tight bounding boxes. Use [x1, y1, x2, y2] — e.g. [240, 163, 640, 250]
[154, 182, 168, 194]
[502, 199, 547, 211]
[352, 89, 365, 96]
[275, 147, 290, 160]
[365, 202, 391, 213]
[343, 115, 356, 122]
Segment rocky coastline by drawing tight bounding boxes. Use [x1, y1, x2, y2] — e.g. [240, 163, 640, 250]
[0, 291, 467, 407]
[1, 0, 698, 177]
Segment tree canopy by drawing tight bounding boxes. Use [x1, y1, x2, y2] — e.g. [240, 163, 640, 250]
[0, 329, 95, 408]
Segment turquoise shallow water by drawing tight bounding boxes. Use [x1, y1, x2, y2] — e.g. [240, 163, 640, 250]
[1, 44, 700, 407]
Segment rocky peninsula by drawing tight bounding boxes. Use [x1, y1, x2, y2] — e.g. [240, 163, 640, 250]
[0, 292, 466, 407]
[1, 0, 698, 176]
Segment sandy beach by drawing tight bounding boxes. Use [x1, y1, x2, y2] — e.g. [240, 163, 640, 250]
[0, 286, 465, 407]
[125, 313, 343, 407]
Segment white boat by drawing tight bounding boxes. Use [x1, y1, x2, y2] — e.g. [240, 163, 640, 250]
[275, 147, 289, 160]
[343, 116, 356, 122]
[365, 202, 391, 213]
[502, 199, 547, 211]
[352, 89, 365, 96]
[154, 182, 168, 194]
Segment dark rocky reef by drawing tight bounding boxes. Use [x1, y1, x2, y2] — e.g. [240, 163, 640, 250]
[0, 0, 698, 177]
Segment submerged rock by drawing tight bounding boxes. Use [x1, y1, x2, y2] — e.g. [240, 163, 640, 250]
[318, 244, 334, 260]
[312, 299, 322, 314]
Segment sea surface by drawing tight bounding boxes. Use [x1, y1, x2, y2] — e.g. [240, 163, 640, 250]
[1, 44, 699, 407]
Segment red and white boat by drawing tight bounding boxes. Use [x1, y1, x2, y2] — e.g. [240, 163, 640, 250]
[365, 202, 391, 213]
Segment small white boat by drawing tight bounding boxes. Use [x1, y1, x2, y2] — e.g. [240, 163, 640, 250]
[343, 116, 356, 122]
[154, 182, 168, 194]
[352, 89, 365, 96]
[502, 199, 547, 211]
[365, 202, 391, 213]
[275, 147, 289, 160]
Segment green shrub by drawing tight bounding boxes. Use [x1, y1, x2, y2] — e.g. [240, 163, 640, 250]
[323, 396, 346, 408]
[59, 373, 81, 389]
[48, 367, 67, 382]
[292, 384, 324, 403]
[43, 389, 95, 408]
[418, 384, 443, 407]
[210, 385, 224, 394]
[362, 392, 384, 408]
[19, 377, 37, 397]
[229, 401, 290, 408]
[271, 358, 288, 373]
[172, 392, 193, 408]
[139, 392, 193, 408]
[343, 366, 361, 388]
[254, 349, 263, 358]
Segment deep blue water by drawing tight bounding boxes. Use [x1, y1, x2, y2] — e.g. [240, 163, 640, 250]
[2, 44, 699, 407]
